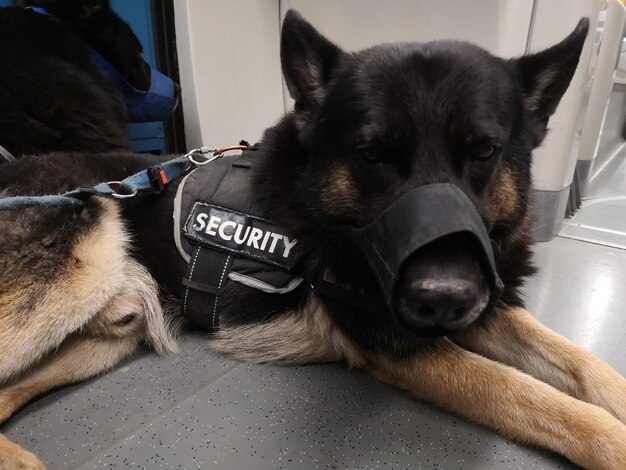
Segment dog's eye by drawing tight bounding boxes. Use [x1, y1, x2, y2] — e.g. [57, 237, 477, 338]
[471, 143, 501, 161]
[356, 143, 386, 164]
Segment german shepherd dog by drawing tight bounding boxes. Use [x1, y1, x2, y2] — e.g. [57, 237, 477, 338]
[2, 11, 626, 470]
[0, 0, 156, 158]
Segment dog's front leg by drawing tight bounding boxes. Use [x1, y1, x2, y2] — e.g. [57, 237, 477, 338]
[368, 339, 626, 470]
[0, 334, 139, 470]
[0, 334, 139, 424]
[450, 307, 626, 423]
[0, 434, 45, 470]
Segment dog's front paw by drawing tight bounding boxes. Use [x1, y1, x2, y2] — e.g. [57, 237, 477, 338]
[582, 358, 626, 425]
[0, 435, 45, 470]
[577, 408, 626, 470]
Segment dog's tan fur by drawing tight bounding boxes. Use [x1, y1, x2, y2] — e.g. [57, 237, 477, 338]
[0, 434, 45, 470]
[2, 202, 626, 469]
[368, 340, 626, 470]
[1, 157, 624, 470]
[321, 163, 362, 215]
[210, 295, 366, 367]
[0, 200, 177, 469]
[209, 297, 626, 469]
[490, 167, 519, 222]
[451, 307, 626, 422]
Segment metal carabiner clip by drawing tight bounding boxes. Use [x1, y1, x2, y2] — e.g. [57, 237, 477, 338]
[186, 145, 249, 166]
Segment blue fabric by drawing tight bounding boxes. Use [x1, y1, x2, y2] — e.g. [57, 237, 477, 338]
[90, 49, 176, 123]
[89, 48, 134, 95]
[0, 156, 191, 211]
[125, 67, 176, 123]
[27, 6, 176, 123]
[0, 194, 84, 210]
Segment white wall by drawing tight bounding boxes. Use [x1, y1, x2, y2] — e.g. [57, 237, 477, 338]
[528, 0, 602, 192]
[174, 0, 602, 198]
[280, 0, 534, 109]
[591, 91, 626, 179]
[281, 0, 532, 55]
[174, 0, 538, 149]
[173, 0, 284, 148]
[577, 0, 626, 170]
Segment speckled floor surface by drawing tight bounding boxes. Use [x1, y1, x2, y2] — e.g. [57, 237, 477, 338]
[5, 174, 626, 469]
[7, 241, 626, 469]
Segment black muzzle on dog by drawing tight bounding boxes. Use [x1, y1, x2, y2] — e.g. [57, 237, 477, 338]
[343, 183, 504, 334]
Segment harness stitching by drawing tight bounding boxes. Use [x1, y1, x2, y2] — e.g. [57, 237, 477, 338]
[183, 246, 202, 318]
[212, 254, 232, 329]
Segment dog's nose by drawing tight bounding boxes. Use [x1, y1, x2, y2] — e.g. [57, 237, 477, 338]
[393, 234, 491, 334]
[401, 277, 481, 328]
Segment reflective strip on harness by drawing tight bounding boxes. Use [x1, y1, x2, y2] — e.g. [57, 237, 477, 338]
[173, 148, 304, 331]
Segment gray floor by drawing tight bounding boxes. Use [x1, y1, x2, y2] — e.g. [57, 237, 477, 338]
[5, 158, 626, 469]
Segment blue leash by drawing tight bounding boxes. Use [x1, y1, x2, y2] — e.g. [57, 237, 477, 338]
[0, 147, 229, 211]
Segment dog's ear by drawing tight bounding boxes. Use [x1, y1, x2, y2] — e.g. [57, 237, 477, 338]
[514, 18, 589, 143]
[281, 10, 343, 114]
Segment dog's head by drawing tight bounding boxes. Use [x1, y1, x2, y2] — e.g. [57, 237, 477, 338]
[23, 0, 151, 91]
[275, 11, 588, 336]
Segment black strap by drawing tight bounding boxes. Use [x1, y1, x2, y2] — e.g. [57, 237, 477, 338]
[305, 270, 387, 314]
[182, 149, 258, 331]
[183, 245, 233, 330]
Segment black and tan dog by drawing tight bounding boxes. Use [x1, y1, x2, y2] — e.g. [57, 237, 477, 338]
[2, 11, 626, 470]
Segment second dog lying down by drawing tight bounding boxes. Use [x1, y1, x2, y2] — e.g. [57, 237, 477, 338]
[1, 10, 626, 470]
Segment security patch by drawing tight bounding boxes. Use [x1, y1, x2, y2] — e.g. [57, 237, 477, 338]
[183, 202, 301, 270]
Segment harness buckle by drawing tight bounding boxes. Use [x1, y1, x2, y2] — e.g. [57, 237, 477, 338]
[147, 166, 168, 194]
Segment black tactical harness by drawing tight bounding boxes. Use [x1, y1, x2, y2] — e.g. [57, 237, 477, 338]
[174, 146, 305, 331]
[173, 145, 503, 334]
